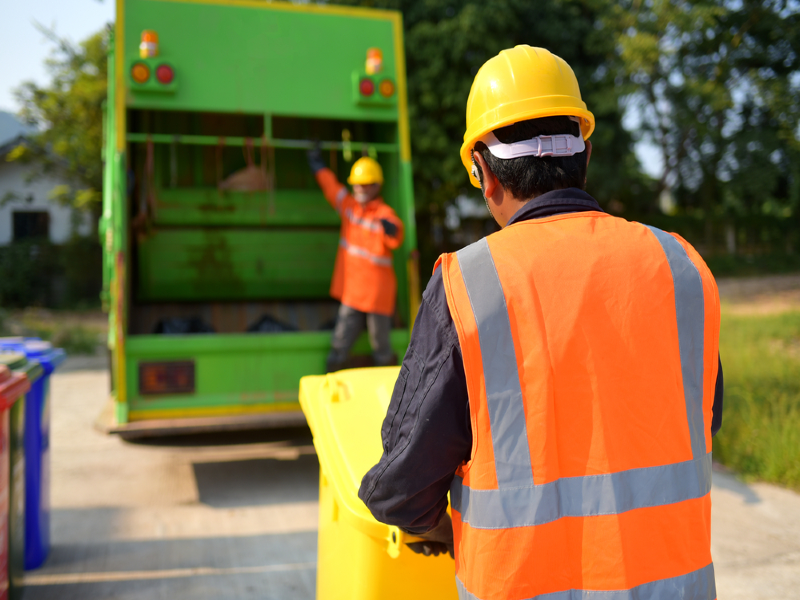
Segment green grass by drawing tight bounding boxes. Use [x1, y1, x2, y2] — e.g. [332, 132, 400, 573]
[714, 309, 800, 489]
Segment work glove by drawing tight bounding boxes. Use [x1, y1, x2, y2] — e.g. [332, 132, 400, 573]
[306, 142, 325, 174]
[380, 218, 399, 237]
[406, 512, 454, 558]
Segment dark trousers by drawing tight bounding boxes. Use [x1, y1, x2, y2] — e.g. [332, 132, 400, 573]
[327, 304, 394, 372]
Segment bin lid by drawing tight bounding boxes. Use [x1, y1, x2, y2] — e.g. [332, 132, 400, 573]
[299, 367, 402, 542]
[0, 339, 66, 372]
[0, 364, 30, 409]
[0, 352, 44, 383]
[0, 352, 28, 371]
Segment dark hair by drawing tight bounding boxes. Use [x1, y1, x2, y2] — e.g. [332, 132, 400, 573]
[473, 116, 588, 200]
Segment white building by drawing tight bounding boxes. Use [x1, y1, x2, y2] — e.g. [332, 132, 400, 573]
[0, 111, 92, 246]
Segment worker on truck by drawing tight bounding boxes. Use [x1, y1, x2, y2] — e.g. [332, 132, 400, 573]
[359, 45, 724, 599]
[307, 150, 405, 372]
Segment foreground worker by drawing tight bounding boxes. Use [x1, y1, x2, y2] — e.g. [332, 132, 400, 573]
[359, 45, 724, 600]
[307, 151, 404, 371]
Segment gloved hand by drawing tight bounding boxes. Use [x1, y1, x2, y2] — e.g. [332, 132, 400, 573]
[380, 218, 399, 237]
[306, 142, 325, 174]
[406, 512, 454, 558]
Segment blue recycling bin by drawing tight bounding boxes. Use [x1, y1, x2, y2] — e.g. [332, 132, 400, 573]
[0, 338, 65, 570]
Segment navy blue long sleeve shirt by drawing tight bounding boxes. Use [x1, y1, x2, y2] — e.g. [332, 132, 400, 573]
[358, 188, 724, 534]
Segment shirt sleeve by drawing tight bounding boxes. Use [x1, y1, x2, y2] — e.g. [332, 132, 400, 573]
[358, 265, 471, 534]
[314, 168, 349, 214]
[711, 355, 723, 437]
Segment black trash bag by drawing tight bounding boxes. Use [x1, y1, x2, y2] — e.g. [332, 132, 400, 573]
[247, 314, 297, 333]
[153, 317, 215, 334]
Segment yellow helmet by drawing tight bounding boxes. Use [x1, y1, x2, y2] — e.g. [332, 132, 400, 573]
[348, 157, 384, 185]
[460, 45, 595, 187]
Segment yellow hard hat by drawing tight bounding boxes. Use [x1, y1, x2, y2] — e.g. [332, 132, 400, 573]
[460, 45, 595, 187]
[348, 157, 384, 185]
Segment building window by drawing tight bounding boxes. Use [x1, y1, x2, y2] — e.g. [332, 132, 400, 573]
[13, 211, 50, 241]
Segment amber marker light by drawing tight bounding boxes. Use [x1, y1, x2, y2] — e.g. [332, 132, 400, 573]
[379, 79, 395, 98]
[131, 62, 150, 84]
[156, 64, 174, 84]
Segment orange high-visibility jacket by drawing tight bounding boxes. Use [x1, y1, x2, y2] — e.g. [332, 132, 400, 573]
[437, 211, 720, 600]
[315, 168, 404, 316]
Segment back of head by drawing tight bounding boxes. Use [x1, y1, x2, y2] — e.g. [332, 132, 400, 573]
[473, 116, 588, 200]
[460, 46, 595, 199]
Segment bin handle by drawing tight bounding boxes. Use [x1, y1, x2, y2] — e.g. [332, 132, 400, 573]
[322, 374, 339, 403]
[386, 526, 404, 559]
[322, 374, 352, 403]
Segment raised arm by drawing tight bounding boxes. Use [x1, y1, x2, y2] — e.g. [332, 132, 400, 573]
[307, 146, 348, 214]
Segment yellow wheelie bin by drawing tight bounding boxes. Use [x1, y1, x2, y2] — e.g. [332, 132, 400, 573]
[299, 367, 458, 600]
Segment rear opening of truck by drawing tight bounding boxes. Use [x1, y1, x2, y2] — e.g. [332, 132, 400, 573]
[101, 0, 418, 436]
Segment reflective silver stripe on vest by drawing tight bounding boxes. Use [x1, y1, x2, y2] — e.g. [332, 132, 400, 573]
[345, 207, 383, 233]
[455, 562, 716, 600]
[339, 238, 392, 267]
[644, 226, 707, 460]
[456, 238, 534, 488]
[451, 452, 712, 529]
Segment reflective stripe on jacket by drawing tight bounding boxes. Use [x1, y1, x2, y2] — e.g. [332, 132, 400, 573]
[315, 168, 404, 315]
[437, 211, 720, 600]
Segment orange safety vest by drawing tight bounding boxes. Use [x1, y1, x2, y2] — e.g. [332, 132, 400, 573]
[437, 211, 719, 600]
[316, 168, 404, 316]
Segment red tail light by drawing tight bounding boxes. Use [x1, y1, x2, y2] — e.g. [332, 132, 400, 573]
[359, 78, 375, 96]
[156, 64, 174, 85]
[139, 361, 195, 395]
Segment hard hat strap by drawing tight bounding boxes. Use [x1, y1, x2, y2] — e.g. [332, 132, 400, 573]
[479, 130, 585, 160]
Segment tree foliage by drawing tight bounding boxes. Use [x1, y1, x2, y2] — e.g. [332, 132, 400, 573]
[607, 0, 800, 219]
[10, 25, 109, 222]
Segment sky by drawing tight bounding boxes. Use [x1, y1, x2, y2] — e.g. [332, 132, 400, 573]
[0, 0, 114, 112]
[0, 0, 663, 178]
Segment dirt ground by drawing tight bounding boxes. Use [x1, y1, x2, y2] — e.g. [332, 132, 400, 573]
[717, 273, 800, 314]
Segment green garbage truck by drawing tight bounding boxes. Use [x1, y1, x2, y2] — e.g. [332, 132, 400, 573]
[101, 0, 418, 436]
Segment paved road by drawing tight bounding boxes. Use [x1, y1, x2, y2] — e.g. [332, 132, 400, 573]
[27, 356, 318, 599]
[22, 356, 800, 599]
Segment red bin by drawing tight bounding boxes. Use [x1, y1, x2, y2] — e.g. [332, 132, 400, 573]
[0, 366, 30, 600]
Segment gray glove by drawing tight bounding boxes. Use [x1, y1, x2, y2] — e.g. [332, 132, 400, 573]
[406, 512, 454, 558]
[307, 143, 325, 173]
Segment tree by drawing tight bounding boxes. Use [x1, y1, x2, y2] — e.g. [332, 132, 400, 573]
[608, 0, 800, 220]
[9, 25, 110, 229]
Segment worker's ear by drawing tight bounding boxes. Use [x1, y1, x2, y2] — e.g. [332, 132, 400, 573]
[473, 151, 499, 199]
